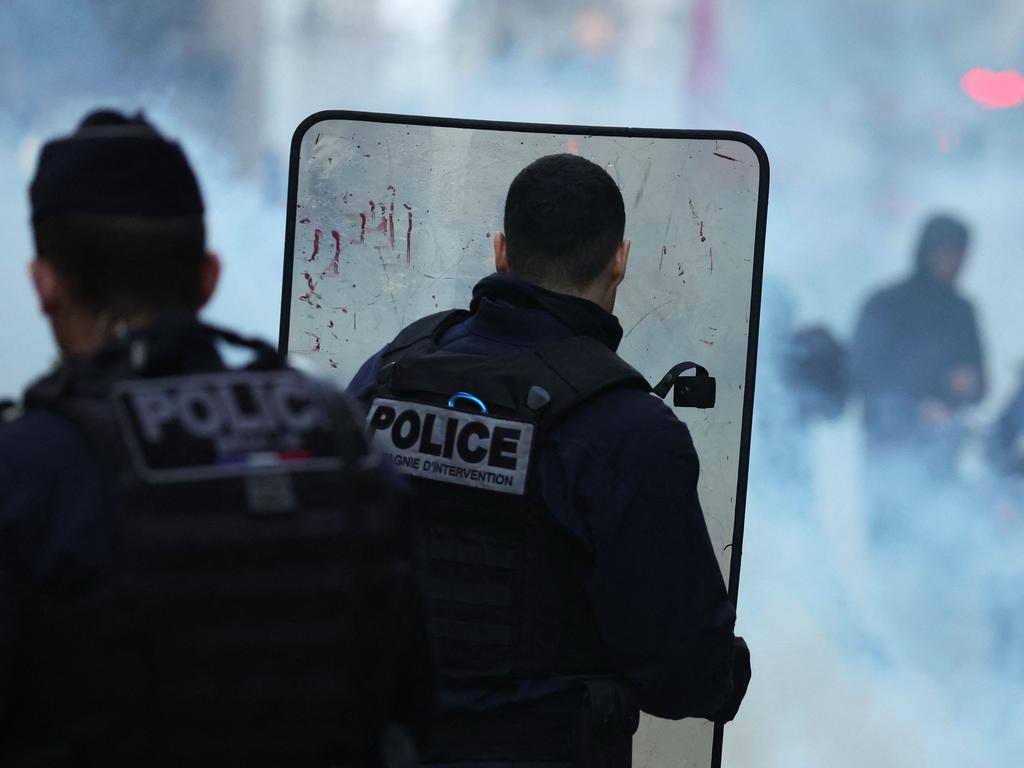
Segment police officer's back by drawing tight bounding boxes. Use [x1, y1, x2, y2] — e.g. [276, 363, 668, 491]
[0, 111, 432, 767]
[349, 154, 750, 766]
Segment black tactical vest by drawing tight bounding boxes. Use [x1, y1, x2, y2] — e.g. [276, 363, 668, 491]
[10, 321, 420, 768]
[367, 311, 650, 764]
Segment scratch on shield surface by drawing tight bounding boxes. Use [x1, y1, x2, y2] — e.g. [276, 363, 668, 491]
[608, 154, 621, 185]
[623, 300, 672, 341]
[633, 158, 652, 209]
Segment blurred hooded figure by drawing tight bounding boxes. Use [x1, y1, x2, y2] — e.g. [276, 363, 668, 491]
[749, 278, 849, 520]
[850, 214, 985, 471]
[849, 214, 985, 542]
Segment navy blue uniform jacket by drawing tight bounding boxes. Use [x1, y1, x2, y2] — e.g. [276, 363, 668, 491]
[349, 274, 739, 721]
[0, 322, 435, 755]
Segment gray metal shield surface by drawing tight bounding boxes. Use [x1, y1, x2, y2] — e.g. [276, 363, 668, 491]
[280, 111, 767, 768]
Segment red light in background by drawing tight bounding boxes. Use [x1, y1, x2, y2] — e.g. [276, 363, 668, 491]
[960, 68, 1024, 109]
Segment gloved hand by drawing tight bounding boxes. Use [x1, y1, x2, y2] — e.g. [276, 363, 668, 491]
[713, 637, 750, 723]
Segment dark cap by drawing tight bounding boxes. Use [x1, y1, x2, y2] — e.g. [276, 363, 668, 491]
[29, 109, 204, 218]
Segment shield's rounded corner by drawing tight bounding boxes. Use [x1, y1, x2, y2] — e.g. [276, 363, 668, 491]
[718, 131, 771, 183]
[290, 111, 338, 158]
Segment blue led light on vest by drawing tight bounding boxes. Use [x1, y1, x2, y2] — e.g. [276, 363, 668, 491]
[448, 391, 488, 414]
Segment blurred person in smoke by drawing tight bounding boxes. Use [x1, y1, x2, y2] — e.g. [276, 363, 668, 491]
[850, 214, 985, 462]
[784, 325, 848, 424]
[988, 367, 1024, 480]
[985, 367, 1024, 528]
[749, 278, 808, 510]
[849, 214, 985, 539]
[0, 110, 433, 767]
[348, 153, 750, 767]
[983, 368, 1024, 684]
[751, 277, 848, 520]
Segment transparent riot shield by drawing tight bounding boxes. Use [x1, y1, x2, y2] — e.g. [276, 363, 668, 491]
[280, 111, 767, 768]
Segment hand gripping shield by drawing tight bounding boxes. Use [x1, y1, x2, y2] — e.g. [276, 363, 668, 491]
[279, 111, 768, 768]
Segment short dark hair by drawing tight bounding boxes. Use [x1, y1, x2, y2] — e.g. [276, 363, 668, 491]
[503, 153, 625, 290]
[32, 213, 206, 315]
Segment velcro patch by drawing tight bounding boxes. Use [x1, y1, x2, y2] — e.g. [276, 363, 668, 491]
[367, 397, 534, 495]
[114, 372, 343, 482]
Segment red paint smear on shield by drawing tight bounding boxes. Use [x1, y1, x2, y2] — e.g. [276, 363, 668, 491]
[406, 210, 413, 263]
[322, 229, 340, 275]
[309, 229, 322, 261]
[373, 203, 388, 233]
[299, 272, 322, 308]
[388, 201, 395, 249]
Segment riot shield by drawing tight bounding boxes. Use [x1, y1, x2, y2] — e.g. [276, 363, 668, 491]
[280, 111, 767, 768]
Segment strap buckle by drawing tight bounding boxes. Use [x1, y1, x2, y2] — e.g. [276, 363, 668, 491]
[653, 361, 716, 409]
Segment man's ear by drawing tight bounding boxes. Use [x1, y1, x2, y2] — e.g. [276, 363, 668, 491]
[610, 239, 630, 287]
[29, 259, 65, 315]
[494, 232, 510, 273]
[196, 252, 221, 309]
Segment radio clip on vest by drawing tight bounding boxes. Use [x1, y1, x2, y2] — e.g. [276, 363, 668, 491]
[653, 362, 716, 409]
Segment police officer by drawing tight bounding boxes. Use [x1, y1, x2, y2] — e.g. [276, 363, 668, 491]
[0, 110, 433, 767]
[349, 153, 750, 766]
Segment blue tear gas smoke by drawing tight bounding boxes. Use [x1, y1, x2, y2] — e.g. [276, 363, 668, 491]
[2, 1, 1023, 764]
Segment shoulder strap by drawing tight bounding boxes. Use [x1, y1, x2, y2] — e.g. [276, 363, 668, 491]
[382, 309, 471, 358]
[378, 331, 650, 428]
[23, 357, 106, 410]
[531, 336, 651, 423]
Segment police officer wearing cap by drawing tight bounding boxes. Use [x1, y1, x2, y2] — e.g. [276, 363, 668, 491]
[0, 110, 433, 767]
[349, 153, 751, 767]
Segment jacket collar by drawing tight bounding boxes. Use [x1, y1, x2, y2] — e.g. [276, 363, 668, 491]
[470, 273, 624, 351]
[24, 316, 225, 405]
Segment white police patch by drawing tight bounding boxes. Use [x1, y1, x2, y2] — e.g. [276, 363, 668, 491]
[367, 397, 534, 495]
